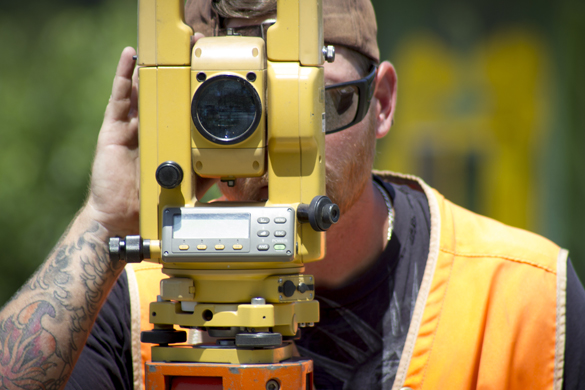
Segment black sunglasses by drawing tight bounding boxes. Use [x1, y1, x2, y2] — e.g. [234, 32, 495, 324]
[325, 65, 377, 134]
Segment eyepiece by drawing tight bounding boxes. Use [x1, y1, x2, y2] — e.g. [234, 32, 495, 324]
[297, 196, 341, 232]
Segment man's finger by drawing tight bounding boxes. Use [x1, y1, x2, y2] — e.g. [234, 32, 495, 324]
[106, 47, 137, 122]
[191, 32, 205, 50]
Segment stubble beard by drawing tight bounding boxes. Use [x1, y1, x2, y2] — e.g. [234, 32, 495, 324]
[324, 111, 376, 215]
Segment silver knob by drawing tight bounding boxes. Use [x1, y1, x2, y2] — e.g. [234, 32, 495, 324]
[322, 45, 335, 62]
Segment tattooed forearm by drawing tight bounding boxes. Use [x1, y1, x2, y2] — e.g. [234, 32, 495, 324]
[0, 219, 124, 390]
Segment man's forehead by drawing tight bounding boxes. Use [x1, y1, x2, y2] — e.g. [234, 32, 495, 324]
[185, 0, 380, 63]
[223, 15, 277, 29]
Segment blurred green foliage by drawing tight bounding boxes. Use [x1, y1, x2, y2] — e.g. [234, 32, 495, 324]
[0, 0, 136, 303]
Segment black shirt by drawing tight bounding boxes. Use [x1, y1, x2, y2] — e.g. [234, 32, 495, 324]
[66, 268, 133, 390]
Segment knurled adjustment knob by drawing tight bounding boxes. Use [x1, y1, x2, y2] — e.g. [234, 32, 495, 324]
[235, 332, 282, 348]
[141, 329, 187, 345]
[108, 235, 149, 263]
[156, 161, 183, 189]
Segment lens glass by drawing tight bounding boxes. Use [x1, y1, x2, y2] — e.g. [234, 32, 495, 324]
[194, 77, 260, 143]
[325, 85, 359, 133]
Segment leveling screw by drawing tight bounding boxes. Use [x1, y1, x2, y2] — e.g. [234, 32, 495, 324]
[266, 379, 280, 390]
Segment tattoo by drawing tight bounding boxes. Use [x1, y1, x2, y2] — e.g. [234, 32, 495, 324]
[0, 222, 122, 389]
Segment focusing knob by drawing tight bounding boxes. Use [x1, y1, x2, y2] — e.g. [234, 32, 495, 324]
[108, 236, 150, 263]
[156, 161, 183, 189]
[297, 196, 341, 232]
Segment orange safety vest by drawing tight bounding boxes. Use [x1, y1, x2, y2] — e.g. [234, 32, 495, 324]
[125, 173, 567, 390]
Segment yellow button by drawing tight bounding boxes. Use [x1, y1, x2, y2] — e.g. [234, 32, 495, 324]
[179, 245, 189, 250]
[233, 244, 243, 250]
[196, 244, 207, 250]
[215, 244, 225, 250]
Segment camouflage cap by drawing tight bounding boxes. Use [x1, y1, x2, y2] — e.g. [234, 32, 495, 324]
[185, 0, 380, 63]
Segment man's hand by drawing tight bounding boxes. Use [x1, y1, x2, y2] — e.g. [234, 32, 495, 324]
[84, 38, 216, 238]
[0, 49, 141, 390]
[85, 47, 140, 238]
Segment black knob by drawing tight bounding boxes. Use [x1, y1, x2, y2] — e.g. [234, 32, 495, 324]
[156, 161, 183, 189]
[282, 280, 296, 297]
[297, 283, 315, 295]
[108, 236, 149, 263]
[297, 196, 340, 232]
[141, 329, 187, 345]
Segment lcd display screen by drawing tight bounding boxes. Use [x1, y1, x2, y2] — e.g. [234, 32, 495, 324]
[173, 213, 250, 239]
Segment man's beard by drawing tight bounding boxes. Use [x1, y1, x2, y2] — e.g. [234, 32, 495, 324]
[218, 112, 376, 216]
[324, 115, 376, 215]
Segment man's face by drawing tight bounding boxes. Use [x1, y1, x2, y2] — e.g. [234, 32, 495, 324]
[218, 47, 377, 215]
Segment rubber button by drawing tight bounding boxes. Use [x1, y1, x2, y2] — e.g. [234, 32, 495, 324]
[274, 217, 287, 224]
[274, 244, 286, 250]
[257, 244, 269, 251]
[197, 244, 207, 250]
[233, 244, 243, 250]
[179, 245, 189, 250]
[257, 230, 270, 237]
[257, 217, 270, 224]
[215, 244, 225, 250]
[274, 230, 286, 237]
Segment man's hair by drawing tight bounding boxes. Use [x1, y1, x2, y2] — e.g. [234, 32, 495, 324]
[212, 0, 276, 19]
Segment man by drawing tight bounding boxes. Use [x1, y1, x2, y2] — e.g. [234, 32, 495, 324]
[1, 0, 584, 389]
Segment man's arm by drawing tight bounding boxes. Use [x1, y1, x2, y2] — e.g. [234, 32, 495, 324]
[0, 47, 139, 389]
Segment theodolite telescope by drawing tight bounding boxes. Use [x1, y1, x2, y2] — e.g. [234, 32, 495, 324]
[109, 0, 338, 387]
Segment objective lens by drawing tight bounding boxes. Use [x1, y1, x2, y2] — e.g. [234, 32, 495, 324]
[192, 75, 261, 145]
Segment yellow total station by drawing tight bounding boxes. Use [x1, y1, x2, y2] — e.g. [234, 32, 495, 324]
[109, 0, 338, 365]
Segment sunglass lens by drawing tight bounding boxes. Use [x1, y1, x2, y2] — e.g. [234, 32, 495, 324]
[325, 85, 359, 133]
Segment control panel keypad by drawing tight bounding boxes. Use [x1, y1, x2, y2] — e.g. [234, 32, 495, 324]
[251, 210, 293, 256]
[163, 207, 294, 262]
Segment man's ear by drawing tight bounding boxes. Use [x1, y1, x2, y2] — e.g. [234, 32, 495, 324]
[373, 61, 397, 139]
